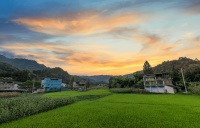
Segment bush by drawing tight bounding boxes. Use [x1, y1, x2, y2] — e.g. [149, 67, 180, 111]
[188, 86, 200, 94]
[109, 88, 132, 93]
[109, 88, 149, 94]
[132, 88, 149, 94]
[0, 96, 76, 123]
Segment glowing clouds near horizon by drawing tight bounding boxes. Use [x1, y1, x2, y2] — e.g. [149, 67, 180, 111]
[13, 13, 144, 35]
[1, 0, 200, 75]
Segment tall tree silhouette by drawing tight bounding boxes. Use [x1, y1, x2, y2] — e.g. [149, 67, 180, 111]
[143, 61, 153, 74]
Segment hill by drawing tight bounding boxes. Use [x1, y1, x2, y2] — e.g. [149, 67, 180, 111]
[0, 62, 19, 73]
[152, 57, 200, 83]
[153, 57, 200, 73]
[79, 75, 112, 84]
[33, 67, 70, 83]
[0, 55, 46, 71]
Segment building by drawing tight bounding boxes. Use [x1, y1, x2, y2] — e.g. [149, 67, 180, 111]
[0, 82, 14, 89]
[0, 82, 25, 92]
[41, 78, 62, 92]
[143, 73, 176, 94]
[73, 81, 87, 91]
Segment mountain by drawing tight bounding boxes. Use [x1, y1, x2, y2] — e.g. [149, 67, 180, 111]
[0, 55, 46, 71]
[79, 75, 112, 84]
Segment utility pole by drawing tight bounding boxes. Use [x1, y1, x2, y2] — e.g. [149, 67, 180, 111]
[32, 79, 35, 93]
[181, 68, 187, 94]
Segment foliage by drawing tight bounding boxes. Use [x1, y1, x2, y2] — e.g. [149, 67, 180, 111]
[0, 92, 20, 98]
[110, 88, 133, 93]
[0, 96, 76, 123]
[110, 88, 149, 94]
[0, 62, 18, 77]
[20, 80, 41, 91]
[12, 70, 35, 82]
[109, 72, 144, 89]
[143, 61, 153, 74]
[153, 57, 200, 84]
[188, 86, 200, 94]
[1, 94, 200, 128]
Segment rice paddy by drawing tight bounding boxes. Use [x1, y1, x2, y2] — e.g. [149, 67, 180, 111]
[1, 90, 200, 128]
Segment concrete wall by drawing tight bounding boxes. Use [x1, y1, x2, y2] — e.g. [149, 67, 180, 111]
[145, 86, 175, 94]
[164, 86, 175, 94]
[144, 86, 165, 93]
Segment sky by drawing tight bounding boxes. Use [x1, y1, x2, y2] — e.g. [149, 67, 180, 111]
[0, 0, 200, 75]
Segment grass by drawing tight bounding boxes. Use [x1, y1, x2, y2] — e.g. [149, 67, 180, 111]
[42, 89, 111, 98]
[1, 92, 200, 128]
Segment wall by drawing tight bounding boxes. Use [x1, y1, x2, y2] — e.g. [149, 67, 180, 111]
[164, 86, 175, 94]
[144, 86, 165, 93]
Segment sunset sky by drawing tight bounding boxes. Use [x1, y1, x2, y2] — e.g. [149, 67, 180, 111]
[0, 0, 200, 75]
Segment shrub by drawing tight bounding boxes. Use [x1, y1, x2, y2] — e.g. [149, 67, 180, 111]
[109, 88, 132, 93]
[188, 86, 200, 94]
[109, 88, 149, 94]
[0, 96, 76, 123]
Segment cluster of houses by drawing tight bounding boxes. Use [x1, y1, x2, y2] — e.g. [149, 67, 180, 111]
[0, 77, 87, 93]
[0, 70, 177, 94]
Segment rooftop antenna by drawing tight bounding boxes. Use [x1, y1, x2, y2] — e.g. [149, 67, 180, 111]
[181, 68, 187, 94]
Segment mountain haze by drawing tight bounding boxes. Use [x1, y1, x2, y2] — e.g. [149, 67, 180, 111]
[0, 55, 46, 71]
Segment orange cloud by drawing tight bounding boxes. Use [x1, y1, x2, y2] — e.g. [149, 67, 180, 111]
[13, 12, 145, 35]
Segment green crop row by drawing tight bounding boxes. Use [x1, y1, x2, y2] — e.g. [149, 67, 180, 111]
[0, 96, 76, 123]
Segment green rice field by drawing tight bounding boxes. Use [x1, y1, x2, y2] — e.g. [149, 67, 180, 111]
[1, 90, 200, 128]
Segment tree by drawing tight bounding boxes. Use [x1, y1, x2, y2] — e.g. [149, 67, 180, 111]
[143, 61, 153, 74]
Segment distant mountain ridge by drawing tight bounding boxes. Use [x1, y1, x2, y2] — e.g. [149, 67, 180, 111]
[0, 55, 46, 71]
[1, 54, 199, 84]
[79, 75, 112, 84]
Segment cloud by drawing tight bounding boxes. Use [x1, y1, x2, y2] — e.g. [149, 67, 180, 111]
[133, 34, 161, 46]
[183, 0, 200, 14]
[13, 11, 145, 35]
[133, 33, 180, 52]
[0, 50, 16, 58]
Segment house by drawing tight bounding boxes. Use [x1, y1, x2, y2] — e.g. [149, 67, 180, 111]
[143, 73, 176, 94]
[41, 78, 62, 92]
[73, 81, 87, 91]
[0, 82, 25, 92]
